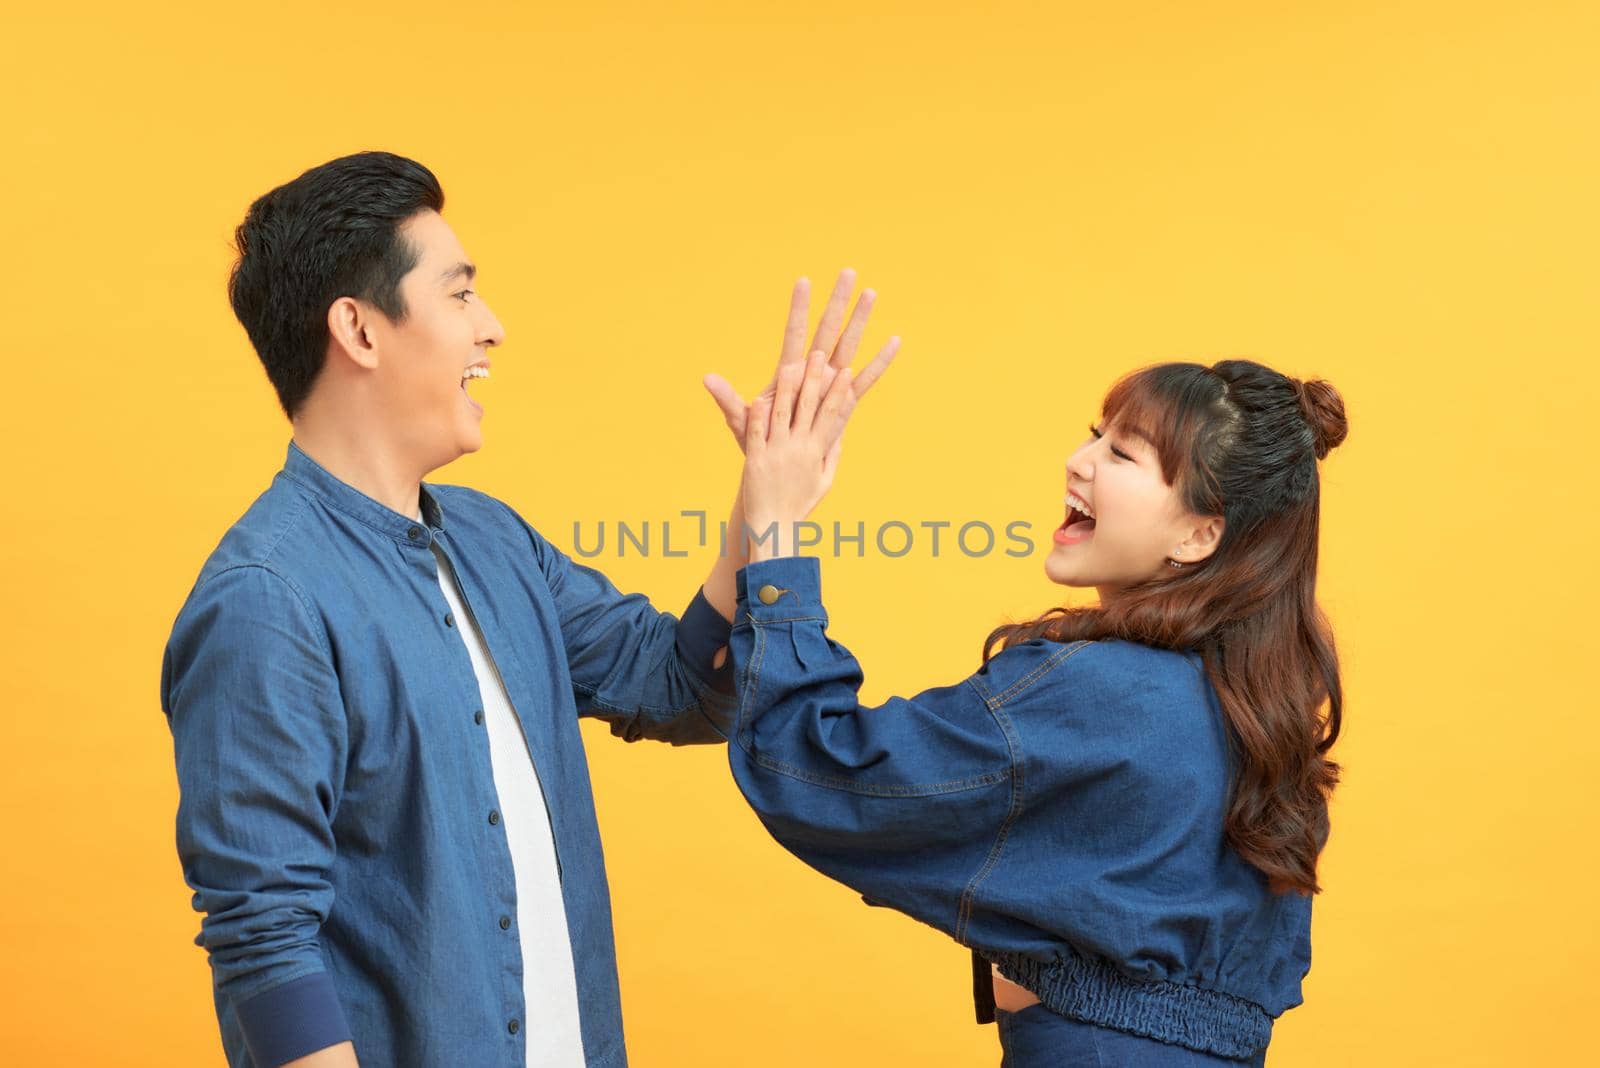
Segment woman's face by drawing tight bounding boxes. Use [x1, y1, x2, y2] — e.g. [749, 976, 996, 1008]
[1045, 415, 1225, 598]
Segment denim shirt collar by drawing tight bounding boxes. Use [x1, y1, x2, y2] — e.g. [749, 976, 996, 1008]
[280, 437, 446, 545]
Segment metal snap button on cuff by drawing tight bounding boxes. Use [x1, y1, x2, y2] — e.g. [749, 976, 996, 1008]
[756, 584, 783, 605]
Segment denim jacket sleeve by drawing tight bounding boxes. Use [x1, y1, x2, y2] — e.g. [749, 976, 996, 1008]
[158, 564, 354, 1068]
[726, 555, 1021, 942]
[500, 499, 737, 746]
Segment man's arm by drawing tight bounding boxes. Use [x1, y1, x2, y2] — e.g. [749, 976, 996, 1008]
[160, 565, 356, 1068]
[498, 491, 742, 745]
[283, 1041, 359, 1067]
[695, 483, 745, 666]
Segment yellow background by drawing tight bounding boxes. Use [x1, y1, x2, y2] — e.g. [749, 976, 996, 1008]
[2, 2, 1595, 1064]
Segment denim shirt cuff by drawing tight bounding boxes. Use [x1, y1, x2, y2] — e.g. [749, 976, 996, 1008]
[675, 585, 735, 693]
[734, 556, 825, 622]
[234, 970, 353, 1068]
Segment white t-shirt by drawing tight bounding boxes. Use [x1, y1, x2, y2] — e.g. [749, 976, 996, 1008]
[422, 510, 587, 1067]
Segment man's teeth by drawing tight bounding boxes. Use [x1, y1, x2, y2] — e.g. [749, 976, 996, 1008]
[461, 366, 490, 382]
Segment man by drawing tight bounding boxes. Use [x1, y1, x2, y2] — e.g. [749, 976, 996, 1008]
[159, 150, 897, 1067]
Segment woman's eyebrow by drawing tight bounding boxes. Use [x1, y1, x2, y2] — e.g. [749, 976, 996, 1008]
[1104, 419, 1156, 449]
[1123, 427, 1157, 449]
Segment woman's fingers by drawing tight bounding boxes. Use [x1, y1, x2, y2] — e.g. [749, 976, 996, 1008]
[745, 393, 772, 452]
[793, 352, 828, 433]
[769, 359, 805, 439]
[850, 334, 902, 400]
[815, 366, 856, 447]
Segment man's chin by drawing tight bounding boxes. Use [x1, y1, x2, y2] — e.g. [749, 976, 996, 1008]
[456, 409, 485, 450]
[433, 425, 484, 468]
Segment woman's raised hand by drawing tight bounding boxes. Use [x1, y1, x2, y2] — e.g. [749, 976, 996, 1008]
[704, 269, 901, 453]
[740, 352, 856, 561]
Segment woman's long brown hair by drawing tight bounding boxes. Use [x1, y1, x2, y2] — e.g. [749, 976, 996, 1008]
[984, 359, 1348, 895]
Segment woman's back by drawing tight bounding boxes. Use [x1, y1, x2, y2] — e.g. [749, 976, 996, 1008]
[970, 637, 1313, 1058]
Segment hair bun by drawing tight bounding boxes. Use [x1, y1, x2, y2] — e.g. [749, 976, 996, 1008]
[1293, 377, 1348, 460]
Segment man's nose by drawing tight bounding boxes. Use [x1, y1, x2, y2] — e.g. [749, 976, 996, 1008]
[479, 302, 506, 347]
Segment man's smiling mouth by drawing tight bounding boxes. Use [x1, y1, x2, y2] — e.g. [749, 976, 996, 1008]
[461, 360, 490, 411]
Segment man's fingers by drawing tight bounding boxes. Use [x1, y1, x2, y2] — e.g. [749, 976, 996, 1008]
[777, 276, 811, 374]
[703, 374, 747, 435]
[831, 288, 875, 369]
[850, 335, 902, 400]
[806, 268, 856, 360]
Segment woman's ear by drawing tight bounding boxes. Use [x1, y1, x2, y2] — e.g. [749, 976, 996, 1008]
[1173, 514, 1225, 565]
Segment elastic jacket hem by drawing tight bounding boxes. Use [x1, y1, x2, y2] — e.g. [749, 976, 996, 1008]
[989, 945, 1272, 1060]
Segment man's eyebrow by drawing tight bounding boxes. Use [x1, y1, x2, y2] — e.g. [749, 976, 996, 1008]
[438, 261, 476, 285]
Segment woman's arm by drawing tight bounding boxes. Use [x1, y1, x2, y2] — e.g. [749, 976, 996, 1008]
[724, 553, 1017, 938]
[719, 300, 1019, 933]
[700, 270, 901, 655]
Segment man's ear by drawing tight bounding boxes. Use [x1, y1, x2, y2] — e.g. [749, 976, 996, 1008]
[1173, 514, 1225, 565]
[327, 296, 381, 371]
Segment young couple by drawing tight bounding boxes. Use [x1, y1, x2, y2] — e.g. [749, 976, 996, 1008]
[161, 151, 1345, 1068]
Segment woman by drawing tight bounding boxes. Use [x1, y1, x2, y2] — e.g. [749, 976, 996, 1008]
[724, 350, 1346, 1065]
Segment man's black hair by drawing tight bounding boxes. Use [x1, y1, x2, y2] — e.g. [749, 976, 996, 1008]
[227, 151, 445, 420]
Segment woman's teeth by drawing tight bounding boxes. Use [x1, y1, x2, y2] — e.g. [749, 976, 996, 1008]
[462, 366, 490, 382]
[1057, 491, 1097, 545]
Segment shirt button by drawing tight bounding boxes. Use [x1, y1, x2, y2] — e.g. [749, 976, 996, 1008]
[499, 915, 511, 930]
[407, 525, 422, 539]
[473, 709, 484, 725]
[444, 612, 455, 627]
[508, 1019, 520, 1035]
[488, 809, 500, 825]
[757, 584, 782, 605]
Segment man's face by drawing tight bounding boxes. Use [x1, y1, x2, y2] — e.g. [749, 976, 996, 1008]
[373, 209, 505, 466]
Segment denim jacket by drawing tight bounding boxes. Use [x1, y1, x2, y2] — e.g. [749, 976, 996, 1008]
[159, 439, 736, 1067]
[725, 556, 1311, 1061]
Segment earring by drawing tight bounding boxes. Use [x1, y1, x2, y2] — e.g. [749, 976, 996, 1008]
[1166, 557, 1184, 569]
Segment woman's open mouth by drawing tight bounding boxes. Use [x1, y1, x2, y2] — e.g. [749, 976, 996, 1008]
[1053, 496, 1096, 546]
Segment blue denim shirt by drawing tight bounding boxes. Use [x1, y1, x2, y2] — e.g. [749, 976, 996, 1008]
[725, 556, 1312, 1061]
[159, 439, 736, 1068]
